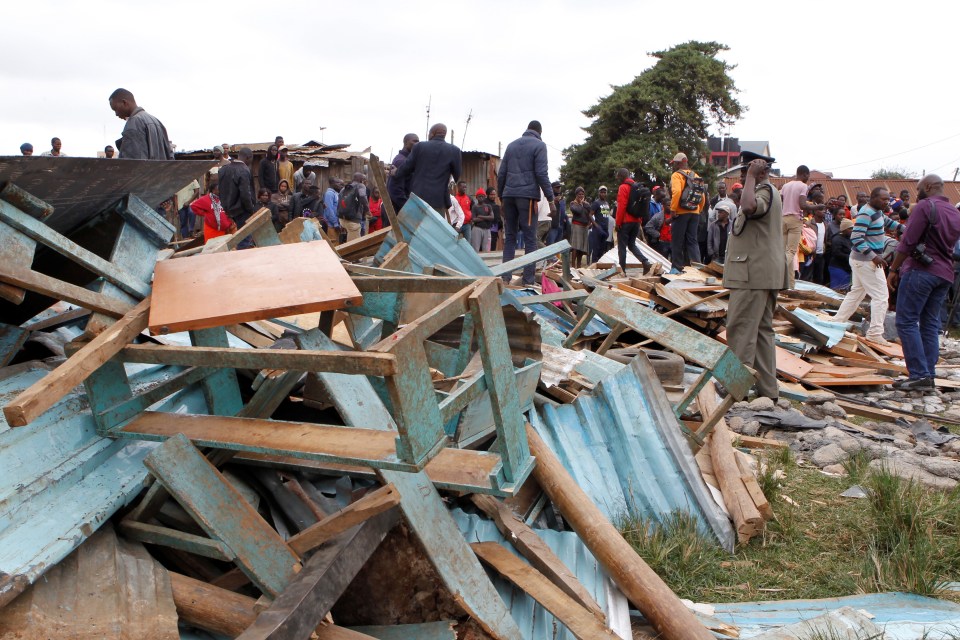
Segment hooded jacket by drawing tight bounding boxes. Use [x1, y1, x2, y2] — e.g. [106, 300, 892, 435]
[497, 129, 554, 201]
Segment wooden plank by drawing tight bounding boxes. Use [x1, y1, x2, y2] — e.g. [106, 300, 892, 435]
[0, 323, 28, 366]
[190, 327, 244, 417]
[809, 364, 877, 378]
[489, 241, 571, 277]
[0, 282, 25, 304]
[525, 425, 713, 640]
[117, 344, 398, 376]
[119, 520, 233, 562]
[237, 510, 399, 640]
[860, 336, 904, 358]
[380, 469, 523, 640]
[0, 267, 132, 317]
[829, 356, 908, 375]
[336, 226, 392, 260]
[144, 434, 301, 597]
[368, 153, 403, 243]
[149, 242, 363, 334]
[470, 494, 605, 619]
[517, 289, 590, 305]
[734, 435, 789, 450]
[2, 297, 150, 427]
[288, 484, 401, 556]
[471, 542, 618, 640]
[803, 375, 892, 386]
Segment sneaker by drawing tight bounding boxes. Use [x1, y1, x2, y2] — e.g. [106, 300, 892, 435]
[891, 377, 933, 390]
[642, 261, 652, 276]
[866, 336, 894, 347]
[668, 268, 681, 275]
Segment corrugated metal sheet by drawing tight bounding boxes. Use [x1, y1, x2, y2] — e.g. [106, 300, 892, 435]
[708, 592, 960, 639]
[531, 355, 735, 551]
[0, 362, 208, 607]
[791, 308, 848, 347]
[453, 509, 630, 640]
[512, 289, 610, 338]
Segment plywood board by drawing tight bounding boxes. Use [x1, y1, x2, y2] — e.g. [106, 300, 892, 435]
[803, 375, 892, 386]
[859, 337, 904, 358]
[149, 242, 363, 333]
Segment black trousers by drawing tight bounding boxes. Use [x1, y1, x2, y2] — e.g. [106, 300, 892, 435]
[617, 222, 649, 271]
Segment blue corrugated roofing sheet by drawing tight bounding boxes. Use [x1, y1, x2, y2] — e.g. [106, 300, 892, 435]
[0, 362, 208, 607]
[512, 289, 610, 337]
[532, 356, 736, 551]
[791, 307, 849, 348]
[453, 509, 630, 640]
[709, 592, 960, 639]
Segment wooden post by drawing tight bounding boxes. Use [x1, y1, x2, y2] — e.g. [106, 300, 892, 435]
[368, 153, 403, 243]
[525, 424, 714, 640]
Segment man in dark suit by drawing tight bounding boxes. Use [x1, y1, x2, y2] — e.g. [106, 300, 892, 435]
[395, 123, 462, 215]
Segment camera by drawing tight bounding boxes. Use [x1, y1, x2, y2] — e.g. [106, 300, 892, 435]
[912, 243, 935, 267]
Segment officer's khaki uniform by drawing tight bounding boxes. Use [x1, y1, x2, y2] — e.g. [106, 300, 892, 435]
[723, 180, 790, 399]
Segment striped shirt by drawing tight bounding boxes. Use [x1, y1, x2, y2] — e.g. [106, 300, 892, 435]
[850, 204, 904, 261]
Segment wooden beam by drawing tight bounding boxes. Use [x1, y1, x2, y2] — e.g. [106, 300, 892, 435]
[489, 241, 571, 277]
[0, 267, 133, 317]
[525, 424, 713, 640]
[471, 542, 618, 640]
[2, 296, 150, 427]
[368, 152, 403, 243]
[119, 520, 233, 562]
[237, 510, 399, 640]
[288, 484, 401, 556]
[144, 434, 301, 597]
[517, 290, 590, 305]
[470, 494, 604, 619]
[116, 344, 398, 376]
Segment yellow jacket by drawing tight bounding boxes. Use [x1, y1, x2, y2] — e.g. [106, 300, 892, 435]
[671, 170, 704, 215]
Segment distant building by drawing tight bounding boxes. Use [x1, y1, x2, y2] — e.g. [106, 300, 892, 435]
[707, 136, 774, 175]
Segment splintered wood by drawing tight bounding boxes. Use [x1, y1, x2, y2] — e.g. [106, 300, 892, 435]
[148, 242, 363, 334]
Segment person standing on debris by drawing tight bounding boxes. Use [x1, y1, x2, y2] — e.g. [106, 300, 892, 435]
[668, 152, 705, 273]
[41, 137, 66, 157]
[190, 180, 237, 244]
[108, 89, 174, 160]
[19, 143, 33, 156]
[218, 147, 256, 240]
[104, 145, 116, 158]
[644, 187, 672, 260]
[887, 175, 960, 389]
[707, 200, 734, 264]
[832, 187, 903, 345]
[615, 168, 654, 275]
[259, 145, 280, 193]
[828, 218, 855, 290]
[387, 133, 419, 213]
[395, 123, 462, 215]
[779, 166, 816, 287]
[323, 177, 342, 245]
[568, 186, 592, 268]
[724, 152, 787, 401]
[497, 121, 555, 286]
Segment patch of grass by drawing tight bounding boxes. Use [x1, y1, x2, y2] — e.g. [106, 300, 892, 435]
[841, 449, 872, 484]
[617, 458, 960, 603]
[757, 446, 795, 504]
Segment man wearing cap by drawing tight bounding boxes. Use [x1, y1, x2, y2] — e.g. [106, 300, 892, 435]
[259, 145, 280, 194]
[724, 152, 788, 400]
[496, 120, 555, 285]
[829, 217, 855, 290]
[470, 188, 495, 252]
[614, 168, 653, 274]
[19, 143, 33, 156]
[669, 152, 705, 272]
[277, 146, 295, 191]
[707, 199, 735, 264]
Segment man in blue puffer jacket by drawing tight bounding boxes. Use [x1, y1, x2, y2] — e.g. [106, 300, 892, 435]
[497, 121, 555, 285]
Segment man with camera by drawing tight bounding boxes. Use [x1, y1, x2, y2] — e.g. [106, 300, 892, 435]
[832, 187, 903, 345]
[887, 175, 960, 390]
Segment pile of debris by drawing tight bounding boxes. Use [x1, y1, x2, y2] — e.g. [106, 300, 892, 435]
[1, 155, 959, 640]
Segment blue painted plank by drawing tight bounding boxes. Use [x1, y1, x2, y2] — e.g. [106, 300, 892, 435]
[0, 324, 28, 366]
[349, 622, 456, 640]
[189, 327, 243, 416]
[144, 434, 300, 597]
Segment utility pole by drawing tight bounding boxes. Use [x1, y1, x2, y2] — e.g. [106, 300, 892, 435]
[461, 109, 473, 148]
[425, 95, 432, 138]
[953, 167, 959, 182]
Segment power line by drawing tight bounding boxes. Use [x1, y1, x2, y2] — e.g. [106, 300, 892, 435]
[826, 131, 960, 171]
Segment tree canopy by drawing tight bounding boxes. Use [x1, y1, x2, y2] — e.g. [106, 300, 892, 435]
[560, 41, 743, 194]
[870, 167, 917, 180]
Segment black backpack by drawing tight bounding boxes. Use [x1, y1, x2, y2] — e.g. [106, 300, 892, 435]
[337, 182, 365, 222]
[625, 182, 651, 222]
[678, 171, 706, 210]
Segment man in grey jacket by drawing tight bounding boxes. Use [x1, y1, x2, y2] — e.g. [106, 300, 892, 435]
[497, 120, 555, 285]
[108, 88, 175, 160]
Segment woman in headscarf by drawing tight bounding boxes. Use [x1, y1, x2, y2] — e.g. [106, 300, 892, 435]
[568, 186, 591, 268]
[190, 180, 236, 244]
[272, 179, 293, 228]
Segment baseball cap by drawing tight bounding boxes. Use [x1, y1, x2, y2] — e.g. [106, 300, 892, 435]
[598, 185, 608, 192]
[213, 145, 224, 153]
[278, 145, 288, 151]
[672, 152, 687, 162]
[840, 218, 855, 231]
[732, 182, 743, 190]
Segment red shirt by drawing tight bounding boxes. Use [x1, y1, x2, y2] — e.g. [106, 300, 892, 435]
[616, 179, 633, 227]
[455, 193, 473, 224]
[660, 212, 672, 243]
[368, 197, 383, 231]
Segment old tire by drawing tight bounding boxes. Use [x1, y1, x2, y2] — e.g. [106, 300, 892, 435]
[606, 347, 685, 385]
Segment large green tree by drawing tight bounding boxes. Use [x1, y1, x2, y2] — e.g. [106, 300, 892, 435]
[561, 41, 743, 194]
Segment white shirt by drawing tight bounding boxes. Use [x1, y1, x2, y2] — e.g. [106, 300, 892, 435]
[815, 221, 826, 254]
[538, 194, 552, 222]
[447, 198, 465, 230]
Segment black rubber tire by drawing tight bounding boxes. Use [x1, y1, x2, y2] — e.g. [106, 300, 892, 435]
[606, 347, 685, 385]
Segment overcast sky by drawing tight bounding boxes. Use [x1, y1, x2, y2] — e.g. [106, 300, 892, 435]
[3, 0, 958, 184]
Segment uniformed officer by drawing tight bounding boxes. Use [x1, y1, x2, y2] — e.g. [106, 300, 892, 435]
[723, 151, 790, 400]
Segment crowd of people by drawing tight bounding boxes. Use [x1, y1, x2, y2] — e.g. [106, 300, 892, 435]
[16, 88, 960, 398]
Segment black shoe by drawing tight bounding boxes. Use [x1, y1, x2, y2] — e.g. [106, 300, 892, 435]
[642, 261, 652, 275]
[892, 377, 934, 390]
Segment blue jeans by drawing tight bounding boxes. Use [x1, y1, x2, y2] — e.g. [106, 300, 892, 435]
[896, 269, 950, 379]
[501, 197, 539, 285]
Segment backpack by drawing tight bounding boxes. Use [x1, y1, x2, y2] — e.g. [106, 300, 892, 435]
[677, 171, 706, 211]
[337, 182, 365, 222]
[625, 182, 651, 222]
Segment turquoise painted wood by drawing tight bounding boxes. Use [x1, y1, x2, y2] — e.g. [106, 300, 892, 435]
[468, 281, 532, 486]
[454, 313, 475, 375]
[0, 199, 151, 299]
[97, 366, 214, 429]
[189, 328, 243, 416]
[349, 622, 456, 640]
[488, 240, 571, 277]
[143, 434, 300, 597]
[348, 291, 403, 325]
[119, 520, 233, 562]
[115, 195, 177, 248]
[381, 469, 522, 640]
[84, 358, 135, 433]
[583, 287, 754, 399]
[423, 340, 462, 379]
[0, 324, 28, 367]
